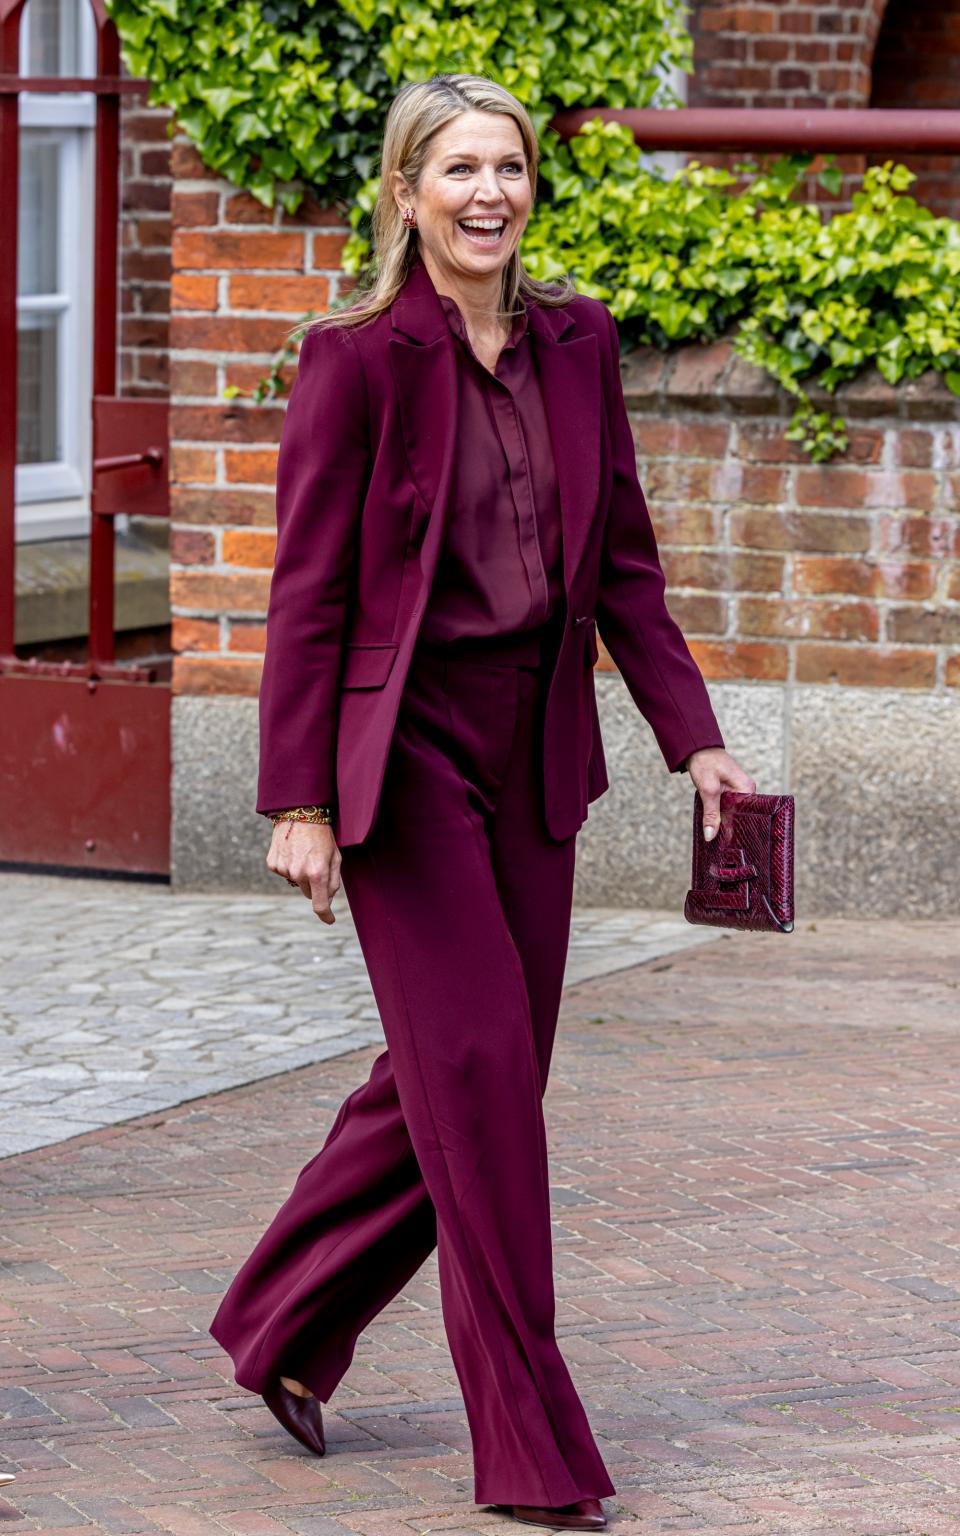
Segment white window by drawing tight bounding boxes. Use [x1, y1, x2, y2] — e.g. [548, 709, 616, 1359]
[16, 0, 96, 542]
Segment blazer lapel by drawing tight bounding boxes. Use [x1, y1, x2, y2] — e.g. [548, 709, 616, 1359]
[388, 260, 459, 581]
[526, 302, 602, 591]
[388, 255, 603, 591]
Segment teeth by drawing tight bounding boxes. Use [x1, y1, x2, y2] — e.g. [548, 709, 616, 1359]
[460, 218, 504, 230]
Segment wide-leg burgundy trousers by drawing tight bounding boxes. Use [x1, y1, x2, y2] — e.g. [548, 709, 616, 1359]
[209, 629, 616, 1507]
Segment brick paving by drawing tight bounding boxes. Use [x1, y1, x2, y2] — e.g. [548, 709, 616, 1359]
[1, 918, 959, 1534]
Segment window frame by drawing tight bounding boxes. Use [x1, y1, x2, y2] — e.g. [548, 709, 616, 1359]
[15, 0, 97, 544]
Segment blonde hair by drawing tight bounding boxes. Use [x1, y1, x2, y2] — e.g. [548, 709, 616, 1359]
[306, 72, 575, 334]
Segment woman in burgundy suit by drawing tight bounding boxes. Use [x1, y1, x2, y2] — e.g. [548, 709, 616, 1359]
[210, 73, 755, 1532]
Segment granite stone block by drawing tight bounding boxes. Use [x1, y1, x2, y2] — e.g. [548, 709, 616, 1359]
[172, 695, 272, 891]
[790, 687, 960, 917]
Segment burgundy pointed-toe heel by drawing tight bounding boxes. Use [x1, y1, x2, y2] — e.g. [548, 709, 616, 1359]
[494, 1498, 607, 1530]
[261, 1380, 326, 1456]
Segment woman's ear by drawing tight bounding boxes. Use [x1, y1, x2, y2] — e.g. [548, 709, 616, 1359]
[389, 169, 412, 214]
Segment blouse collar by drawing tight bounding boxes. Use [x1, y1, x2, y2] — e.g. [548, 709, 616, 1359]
[408, 248, 529, 352]
[392, 247, 575, 347]
[438, 290, 529, 354]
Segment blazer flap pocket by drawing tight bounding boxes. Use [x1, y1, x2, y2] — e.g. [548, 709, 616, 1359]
[340, 642, 399, 690]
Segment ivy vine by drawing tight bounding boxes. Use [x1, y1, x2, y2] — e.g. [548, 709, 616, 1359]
[524, 128, 960, 461]
[105, 0, 689, 210]
[106, 0, 960, 459]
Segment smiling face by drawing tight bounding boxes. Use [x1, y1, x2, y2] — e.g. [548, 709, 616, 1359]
[393, 109, 533, 285]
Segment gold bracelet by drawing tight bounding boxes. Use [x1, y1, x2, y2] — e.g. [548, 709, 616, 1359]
[270, 805, 334, 825]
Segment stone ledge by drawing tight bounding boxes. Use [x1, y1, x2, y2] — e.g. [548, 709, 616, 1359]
[172, 683, 960, 915]
[15, 532, 170, 647]
[620, 337, 960, 423]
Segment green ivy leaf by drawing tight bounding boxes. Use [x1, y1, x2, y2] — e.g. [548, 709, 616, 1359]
[198, 86, 254, 121]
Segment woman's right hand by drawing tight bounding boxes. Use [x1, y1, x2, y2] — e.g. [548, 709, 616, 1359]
[267, 821, 342, 924]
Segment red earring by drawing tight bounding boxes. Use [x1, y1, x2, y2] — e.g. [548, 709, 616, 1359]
[402, 206, 417, 228]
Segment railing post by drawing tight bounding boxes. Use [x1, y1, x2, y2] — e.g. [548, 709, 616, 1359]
[88, 14, 121, 669]
[0, 3, 23, 660]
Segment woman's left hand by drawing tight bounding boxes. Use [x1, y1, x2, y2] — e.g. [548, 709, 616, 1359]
[685, 748, 757, 843]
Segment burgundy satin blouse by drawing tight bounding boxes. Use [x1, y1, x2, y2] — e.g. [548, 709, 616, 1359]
[416, 280, 565, 645]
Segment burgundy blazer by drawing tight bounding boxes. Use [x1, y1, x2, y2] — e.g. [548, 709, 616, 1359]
[257, 254, 724, 844]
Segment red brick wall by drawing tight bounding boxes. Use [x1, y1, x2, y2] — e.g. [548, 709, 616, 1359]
[596, 342, 960, 693]
[119, 90, 173, 397]
[166, 157, 960, 702]
[687, 0, 887, 109]
[166, 0, 960, 705]
[167, 140, 350, 698]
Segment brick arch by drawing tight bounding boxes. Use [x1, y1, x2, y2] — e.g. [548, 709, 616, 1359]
[867, 0, 960, 216]
[860, 0, 894, 75]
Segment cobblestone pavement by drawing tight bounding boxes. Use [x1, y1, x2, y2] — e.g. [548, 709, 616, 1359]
[0, 873, 719, 1159]
[1, 918, 959, 1535]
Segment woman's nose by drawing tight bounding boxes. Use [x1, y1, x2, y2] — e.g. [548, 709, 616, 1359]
[474, 169, 503, 200]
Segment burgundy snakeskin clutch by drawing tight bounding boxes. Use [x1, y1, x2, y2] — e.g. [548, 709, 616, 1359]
[684, 790, 795, 933]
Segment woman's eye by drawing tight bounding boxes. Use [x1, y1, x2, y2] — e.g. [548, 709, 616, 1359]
[449, 162, 524, 173]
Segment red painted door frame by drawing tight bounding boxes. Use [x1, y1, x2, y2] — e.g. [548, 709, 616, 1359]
[0, 0, 171, 876]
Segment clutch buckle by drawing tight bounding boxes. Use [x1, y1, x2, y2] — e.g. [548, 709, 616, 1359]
[707, 844, 758, 911]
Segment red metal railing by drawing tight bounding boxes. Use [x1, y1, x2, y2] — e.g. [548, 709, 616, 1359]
[0, 0, 171, 876]
[549, 106, 960, 154]
[0, 0, 21, 665]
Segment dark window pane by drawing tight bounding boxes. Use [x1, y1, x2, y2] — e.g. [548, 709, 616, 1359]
[23, 0, 81, 78]
[17, 314, 59, 463]
[19, 138, 59, 297]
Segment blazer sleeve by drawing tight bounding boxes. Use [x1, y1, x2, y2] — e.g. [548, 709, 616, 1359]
[256, 323, 371, 815]
[594, 303, 725, 772]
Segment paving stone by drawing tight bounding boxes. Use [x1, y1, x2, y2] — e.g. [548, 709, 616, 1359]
[2, 915, 959, 1534]
[0, 872, 719, 1158]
